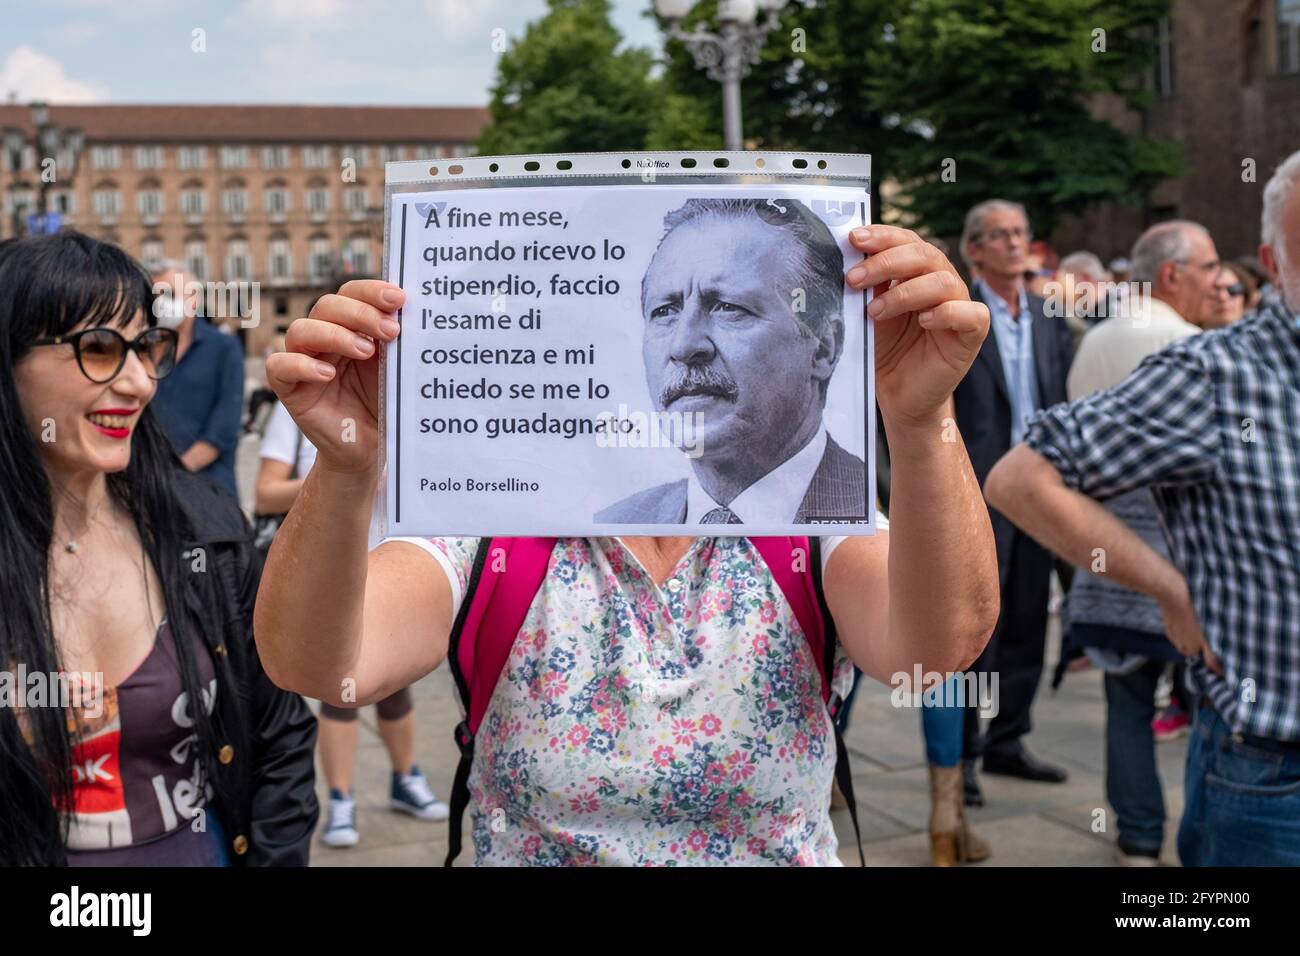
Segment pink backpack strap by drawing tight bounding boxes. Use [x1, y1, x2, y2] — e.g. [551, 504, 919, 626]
[452, 537, 557, 737]
[751, 535, 864, 865]
[751, 536, 831, 703]
[445, 536, 556, 866]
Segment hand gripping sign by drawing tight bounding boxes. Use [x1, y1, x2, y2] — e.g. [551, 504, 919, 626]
[380, 151, 875, 537]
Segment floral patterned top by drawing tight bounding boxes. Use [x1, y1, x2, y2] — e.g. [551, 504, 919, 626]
[408, 530, 883, 867]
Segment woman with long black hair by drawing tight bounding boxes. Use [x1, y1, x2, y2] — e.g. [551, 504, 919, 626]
[0, 230, 318, 866]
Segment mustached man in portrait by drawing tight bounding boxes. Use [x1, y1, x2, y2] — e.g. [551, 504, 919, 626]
[594, 197, 867, 526]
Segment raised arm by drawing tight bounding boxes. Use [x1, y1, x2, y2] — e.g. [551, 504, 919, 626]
[824, 226, 1000, 684]
[252, 280, 453, 705]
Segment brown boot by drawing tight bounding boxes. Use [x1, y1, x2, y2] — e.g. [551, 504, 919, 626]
[928, 764, 991, 866]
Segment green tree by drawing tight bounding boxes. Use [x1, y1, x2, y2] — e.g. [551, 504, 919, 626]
[870, 0, 1182, 237]
[477, 0, 669, 155]
[656, 1, 910, 153]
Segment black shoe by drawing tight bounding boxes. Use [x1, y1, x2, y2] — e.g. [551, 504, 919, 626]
[962, 758, 984, 807]
[982, 748, 1068, 783]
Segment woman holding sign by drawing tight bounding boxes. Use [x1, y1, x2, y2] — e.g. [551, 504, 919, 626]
[255, 224, 999, 866]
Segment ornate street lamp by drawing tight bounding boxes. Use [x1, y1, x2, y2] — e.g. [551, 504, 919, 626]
[654, 0, 790, 150]
[5, 101, 84, 236]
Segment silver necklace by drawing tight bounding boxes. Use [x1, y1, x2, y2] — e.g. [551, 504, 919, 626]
[60, 494, 109, 554]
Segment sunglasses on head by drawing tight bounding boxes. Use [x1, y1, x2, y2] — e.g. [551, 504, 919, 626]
[30, 326, 179, 384]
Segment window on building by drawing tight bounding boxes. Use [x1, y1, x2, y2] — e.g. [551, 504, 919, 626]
[265, 187, 290, 215]
[181, 188, 207, 216]
[345, 186, 368, 213]
[269, 237, 292, 281]
[137, 190, 164, 217]
[262, 145, 290, 169]
[226, 238, 252, 280]
[185, 239, 208, 280]
[6, 188, 35, 216]
[223, 188, 248, 216]
[178, 146, 207, 170]
[141, 239, 164, 270]
[93, 188, 121, 218]
[307, 188, 330, 214]
[341, 145, 370, 167]
[303, 145, 330, 168]
[91, 146, 120, 170]
[1154, 16, 1175, 97]
[135, 146, 163, 170]
[346, 236, 371, 276]
[379, 145, 404, 165]
[53, 190, 75, 215]
[220, 146, 248, 169]
[309, 236, 332, 280]
[1280, 0, 1300, 73]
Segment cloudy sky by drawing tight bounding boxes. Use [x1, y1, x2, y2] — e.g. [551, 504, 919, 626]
[1, 0, 664, 106]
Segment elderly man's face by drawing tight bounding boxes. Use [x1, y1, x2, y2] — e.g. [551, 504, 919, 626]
[641, 216, 835, 460]
[1277, 186, 1300, 312]
[969, 207, 1030, 281]
[1169, 230, 1222, 327]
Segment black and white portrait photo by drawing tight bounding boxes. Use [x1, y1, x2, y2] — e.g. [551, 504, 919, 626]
[593, 197, 868, 526]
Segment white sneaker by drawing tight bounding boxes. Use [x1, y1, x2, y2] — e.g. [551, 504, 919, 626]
[391, 766, 450, 821]
[321, 792, 360, 848]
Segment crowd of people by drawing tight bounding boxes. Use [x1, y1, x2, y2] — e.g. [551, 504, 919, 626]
[0, 148, 1296, 867]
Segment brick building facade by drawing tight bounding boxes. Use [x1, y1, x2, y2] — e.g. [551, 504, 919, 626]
[0, 103, 488, 352]
[1053, 0, 1300, 265]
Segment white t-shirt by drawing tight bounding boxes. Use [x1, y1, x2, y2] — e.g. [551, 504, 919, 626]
[260, 401, 388, 549]
[259, 400, 317, 477]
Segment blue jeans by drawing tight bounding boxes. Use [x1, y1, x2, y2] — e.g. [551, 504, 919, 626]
[920, 675, 965, 768]
[1178, 703, 1300, 866]
[1103, 660, 1166, 854]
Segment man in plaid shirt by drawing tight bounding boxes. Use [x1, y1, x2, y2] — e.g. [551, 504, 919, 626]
[985, 150, 1300, 866]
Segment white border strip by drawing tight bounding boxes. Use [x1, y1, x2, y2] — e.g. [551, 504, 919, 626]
[385, 150, 871, 185]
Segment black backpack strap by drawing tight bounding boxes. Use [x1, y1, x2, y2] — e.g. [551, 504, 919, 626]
[809, 537, 866, 867]
[444, 538, 492, 867]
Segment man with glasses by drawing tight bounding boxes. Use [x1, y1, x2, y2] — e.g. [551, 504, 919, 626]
[952, 200, 1075, 801]
[148, 261, 245, 498]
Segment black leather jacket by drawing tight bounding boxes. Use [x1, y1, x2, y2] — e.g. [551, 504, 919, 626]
[177, 471, 319, 866]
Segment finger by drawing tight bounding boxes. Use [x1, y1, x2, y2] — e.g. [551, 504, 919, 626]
[309, 292, 402, 343]
[1203, 644, 1224, 676]
[266, 351, 336, 394]
[286, 317, 379, 362]
[915, 300, 990, 345]
[847, 241, 953, 291]
[337, 278, 406, 313]
[848, 224, 923, 253]
[867, 271, 970, 322]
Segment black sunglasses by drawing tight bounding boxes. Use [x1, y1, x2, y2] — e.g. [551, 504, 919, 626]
[1225, 283, 1246, 298]
[30, 327, 179, 384]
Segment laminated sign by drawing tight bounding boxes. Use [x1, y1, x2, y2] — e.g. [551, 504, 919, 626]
[380, 151, 875, 536]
